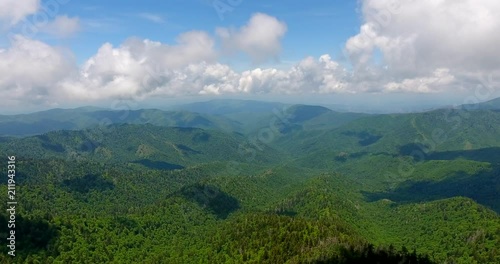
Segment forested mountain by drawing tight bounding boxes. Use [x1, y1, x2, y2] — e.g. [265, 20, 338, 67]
[1, 99, 499, 263]
[0, 124, 282, 166]
[172, 99, 287, 115]
[0, 100, 368, 138]
[0, 108, 241, 137]
[462, 97, 500, 110]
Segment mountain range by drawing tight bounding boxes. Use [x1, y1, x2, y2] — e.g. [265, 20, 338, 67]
[0, 98, 499, 263]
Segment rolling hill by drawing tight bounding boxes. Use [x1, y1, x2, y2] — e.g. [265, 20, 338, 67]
[0, 108, 241, 137]
[1, 99, 499, 263]
[462, 97, 500, 110]
[0, 124, 284, 167]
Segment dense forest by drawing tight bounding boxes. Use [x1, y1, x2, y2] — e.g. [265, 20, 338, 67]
[1, 99, 499, 263]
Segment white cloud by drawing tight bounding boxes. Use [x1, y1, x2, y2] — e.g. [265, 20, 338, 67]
[58, 47, 349, 101]
[0, 35, 76, 105]
[38, 15, 80, 37]
[59, 31, 218, 100]
[345, 0, 500, 92]
[217, 13, 287, 63]
[166, 54, 346, 96]
[3, 7, 500, 110]
[0, 0, 39, 26]
[384, 68, 456, 93]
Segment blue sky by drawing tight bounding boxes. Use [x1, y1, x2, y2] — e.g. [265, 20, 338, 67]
[50, 0, 360, 67]
[0, 0, 499, 113]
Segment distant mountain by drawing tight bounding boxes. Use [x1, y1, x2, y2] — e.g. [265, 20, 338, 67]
[0, 100, 372, 137]
[212, 103, 368, 135]
[175, 99, 368, 126]
[0, 108, 241, 137]
[279, 108, 500, 157]
[462, 97, 500, 110]
[173, 99, 287, 115]
[283, 104, 367, 130]
[1, 124, 283, 167]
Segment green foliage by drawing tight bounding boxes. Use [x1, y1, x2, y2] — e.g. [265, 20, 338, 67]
[1, 124, 285, 166]
[365, 198, 500, 263]
[1, 103, 500, 263]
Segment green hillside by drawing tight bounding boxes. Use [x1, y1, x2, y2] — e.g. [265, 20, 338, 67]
[276, 109, 500, 156]
[462, 97, 500, 110]
[0, 124, 284, 167]
[1, 101, 500, 263]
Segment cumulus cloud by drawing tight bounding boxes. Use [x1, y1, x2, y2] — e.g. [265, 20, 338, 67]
[346, 0, 500, 92]
[0, 35, 76, 105]
[2, 5, 500, 109]
[384, 68, 457, 93]
[59, 31, 218, 100]
[57, 49, 349, 101]
[182, 54, 346, 95]
[217, 13, 287, 63]
[38, 15, 80, 37]
[0, 0, 39, 26]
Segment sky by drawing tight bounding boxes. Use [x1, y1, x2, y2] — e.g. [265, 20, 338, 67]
[1, 0, 500, 113]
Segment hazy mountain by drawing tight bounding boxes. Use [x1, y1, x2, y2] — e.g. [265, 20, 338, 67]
[0, 108, 241, 137]
[462, 97, 500, 110]
[172, 99, 287, 115]
[0, 100, 366, 137]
